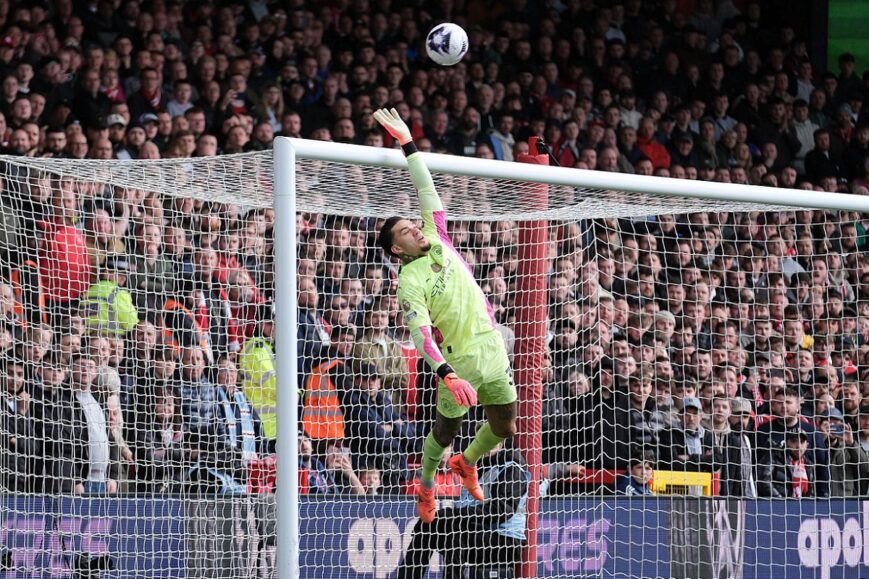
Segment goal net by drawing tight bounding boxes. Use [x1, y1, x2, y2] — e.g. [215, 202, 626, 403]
[0, 142, 866, 579]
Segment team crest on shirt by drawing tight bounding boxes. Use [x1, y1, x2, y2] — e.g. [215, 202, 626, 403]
[402, 299, 412, 312]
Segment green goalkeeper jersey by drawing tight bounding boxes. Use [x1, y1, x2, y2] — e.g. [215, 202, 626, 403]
[397, 152, 498, 371]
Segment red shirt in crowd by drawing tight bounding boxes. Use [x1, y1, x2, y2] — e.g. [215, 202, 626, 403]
[39, 219, 92, 303]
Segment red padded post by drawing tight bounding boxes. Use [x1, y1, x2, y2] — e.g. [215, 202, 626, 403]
[514, 137, 549, 579]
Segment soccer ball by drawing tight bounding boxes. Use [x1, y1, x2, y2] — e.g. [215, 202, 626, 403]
[425, 23, 468, 66]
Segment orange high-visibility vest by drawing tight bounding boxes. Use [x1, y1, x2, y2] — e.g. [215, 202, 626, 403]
[162, 298, 212, 361]
[9, 259, 47, 327]
[301, 358, 345, 440]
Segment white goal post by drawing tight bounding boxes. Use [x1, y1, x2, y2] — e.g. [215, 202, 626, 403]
[272, 136, 869, 579]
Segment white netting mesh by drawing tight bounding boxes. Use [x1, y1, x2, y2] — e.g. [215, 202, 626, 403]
[0, 150, 864, 579]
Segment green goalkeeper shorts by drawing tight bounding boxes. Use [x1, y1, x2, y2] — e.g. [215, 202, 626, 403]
[437, 331, 517, 419]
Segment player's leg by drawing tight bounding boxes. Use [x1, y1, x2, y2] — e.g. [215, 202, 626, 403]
[421, 411, 463, 484]
[463, 342, 518, 464]
[463, 401, 517, 463]
[450, 335, 517, 499]
[418, 407, 463, 523]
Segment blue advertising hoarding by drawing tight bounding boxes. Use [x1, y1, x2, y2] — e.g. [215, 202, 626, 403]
[0, 496, 185, 578]
[2, 496, 869, 578]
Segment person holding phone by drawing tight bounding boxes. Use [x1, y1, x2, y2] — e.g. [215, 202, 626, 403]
[817, 407, 869, 497]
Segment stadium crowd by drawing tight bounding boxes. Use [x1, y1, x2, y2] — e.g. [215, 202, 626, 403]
[0, 0, 867, 500]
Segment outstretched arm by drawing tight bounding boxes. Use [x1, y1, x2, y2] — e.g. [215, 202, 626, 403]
[374, 108, 448, 243]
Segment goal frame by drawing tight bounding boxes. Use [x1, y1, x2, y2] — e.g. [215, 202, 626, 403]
[272, 136, 869, 579]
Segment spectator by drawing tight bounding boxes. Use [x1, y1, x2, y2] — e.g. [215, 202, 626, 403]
[756, 386, 830, 497]
[759, 427, 822, 498]
[397, 443, 528, 579]
[297, 274, 328, 377]
[190, 246, 237, 359]
[216, 355, 269, 463]
[177, 345, 241, 481]
[605, 372, 658, 469]
[709, 395, 757, 497]
[55, 355, 114, 494]
[128, 363, 191, 495]
[658, 396, 715, 472]
[340, 361, 421, 485]
[301, 324, 355, 450]
[816, 407, 869, 497]
[238, 303, 277, 449]
[79, 256, 139, 336]
[615, 455, 654, 496]
[0, 356, 40, 492]
[359, 464, 383, 496]
[39, 177, 92, 318]
[805, 128, 843, 182]
[353, 297, 407, 406]
[106, 393, 134, 493]
[299, 435, 365, 496]
[128, 222, 177, 314]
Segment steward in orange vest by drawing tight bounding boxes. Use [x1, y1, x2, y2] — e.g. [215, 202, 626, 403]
[301, 325, 357, 446]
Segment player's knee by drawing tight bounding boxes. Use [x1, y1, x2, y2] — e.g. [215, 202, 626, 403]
[492, 420, 517, 439]
[433, 423, 461, 447]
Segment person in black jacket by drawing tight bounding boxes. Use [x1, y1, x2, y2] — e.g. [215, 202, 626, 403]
[755, 386, 830, 497]
[804, 128, 843, 182]
[340, 360, 420, 483]
[397, 443, 529, 579]
[0, 355, 40, 492]
[42, 354, 113, 494]
[658, 396, 715, 472]
[757, 427, 822, 498]
[708, 395, 757, 497]
[603, 373, 659, 469]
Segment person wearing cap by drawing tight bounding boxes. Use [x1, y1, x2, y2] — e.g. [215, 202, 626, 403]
[669, 130, 702, 169]
[729, 396, 755, 430]
[758, 427, 821, 498]
[816, 407, 869, 497]
[658, 395, 716, 473]
[340, 359, 421, 487]
[79, 255, 139, 336]
[756, 386, 830, 497]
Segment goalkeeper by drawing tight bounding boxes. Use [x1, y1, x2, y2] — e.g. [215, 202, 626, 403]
[374, 108, 517, 523]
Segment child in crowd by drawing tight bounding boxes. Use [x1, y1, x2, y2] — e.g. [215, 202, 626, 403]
[616, 456, 654, 496]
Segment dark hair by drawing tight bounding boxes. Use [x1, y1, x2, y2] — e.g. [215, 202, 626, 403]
[378, 216, 403, 258]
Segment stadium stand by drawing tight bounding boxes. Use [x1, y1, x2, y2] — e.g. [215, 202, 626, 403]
[0, 0, 867, 508]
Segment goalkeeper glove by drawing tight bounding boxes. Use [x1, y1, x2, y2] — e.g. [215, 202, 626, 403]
[373, 108, 412, 145]
[443, 373, 477, 408]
